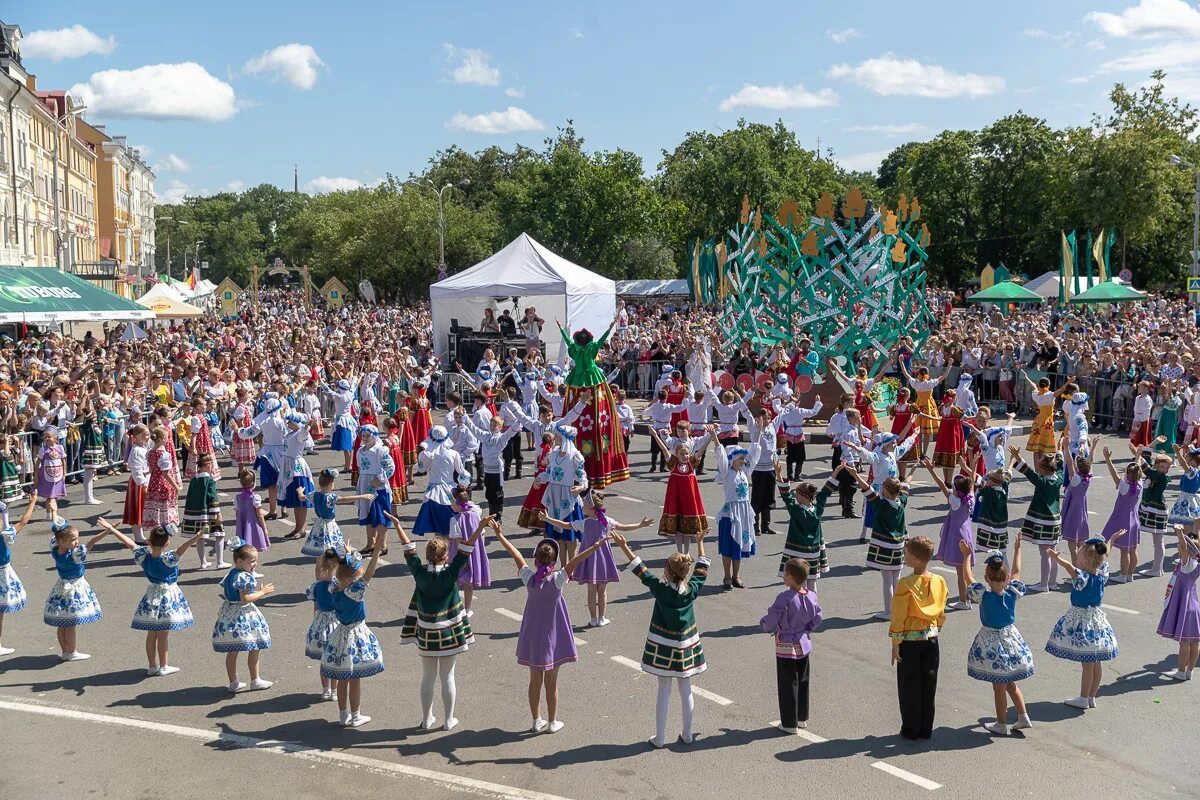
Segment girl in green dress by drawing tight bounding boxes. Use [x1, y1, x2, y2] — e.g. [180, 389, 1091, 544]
[612, 528, 709, 749]
[1009, 446, 1063, 593]
[848, 467, 909, 620]
[778, 476, 838, 589]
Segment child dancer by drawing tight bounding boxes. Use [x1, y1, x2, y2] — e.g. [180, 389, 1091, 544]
[123, 424, 150, 544]
[1060, 438, 1094, 562]
[301, 469, 371, 556]
[760, 557, 823, 733]
[887, 388, 916, 481]
[542, 489, 652, 627]
[77, 394, 104, 505]
[779, 476, 837, 590]
[395, 512, 486, 731]
[1046, 532, 1121, 709]
[45, 518, 113, 661]
[899, 363, 940, 460]
[1022, 374, 1067, 457]
[975, 468, 1012, 553]
[212, 541, 275, 692]
[518, 432, 555, 532]
[448, 486, 490, 616]
[184, 397, 221, 481]
[825, 394, 861, 519]
[889, 536, 948, 740]
[922, 456, 976, 610]
[643, 389, 687, 473]
[34, 429, 66, 520]
[457, 407, 524, 522]
[773, 392, 822, 482]
[1160, 524, 1200, 680]
[142, 427, 181, 532]
[611, 529, 709, 749]
[0, 494, 39, 655]
[234, 470, 271, 561]
[932, 390, 964, 487]
[356, 425, 395, 556]
[323, 547, 386, 727]
[1131, 380, 1154, 455]
[182, 453, 226, 569]
[1100, 446, 1143, 584]
[1138, 449, 1173, 578]
[1168, 445, 1200, 527]
[325, 378, 358, 473]
[383, 417, 409, 506]
[306, 549, 340, 700]
[491, 522, 607, 733]
[1010, 446, 1063, 593]
[280, 413, 316, 539]
[961, 538, 1034, 735]
[0, 434, 21, 501]
[745, 406, 781, 536]
[230, 389, 258, 469]
[649, 427, 711, 555]
[414, 425, 471, 539]
[849, 469, 910, 620]
[96, 518, 204, 675]
[712, 426, 767, 588]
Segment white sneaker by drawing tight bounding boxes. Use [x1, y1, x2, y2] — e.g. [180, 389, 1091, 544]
[200, 561, 212, 570]
[249, 678, 273, 691]
[1064, 696, 1090, 709]
[548, 720, 564, 733]
[1012, 715, 1033, 730]
[217, 561, 231, 568]
[985, 722, 1010, 736]
[0, 646, 14, 656]
[229, 681, 247, 693]
[872, 610, 891, 621]
[347, 713, 371, 727]
[1109, 574, 1129, 584]
[597, 617, 611, 627]
[321, 688, 334, 701]
[587, 618, 600, 628]
[157, 665, 180, 676]
[63, 652, 90, 662]
[679, 731, 695, 745]
[444, 717, 459, 731]
[466, 609, 474, 619]
[1087, 697, 1097, 708]
[948, 600, 972, 611]
[779, 725, 798, 734]
[648, 737, 666, 749]
[84, 498, 103, 506]
[146, 666, 160, 676]
[531, 718, 548, 733]
[419, 716, 437, 730]
[797, 721, 808, 729]
[339, 710, 352, 727]
[1137, 568, 1164, 578]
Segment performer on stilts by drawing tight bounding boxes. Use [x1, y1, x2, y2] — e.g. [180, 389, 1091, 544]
[556, 319, 628, 489]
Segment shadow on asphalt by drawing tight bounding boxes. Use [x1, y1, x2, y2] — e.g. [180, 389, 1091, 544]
[775, 724, 991, 762]
[110, 683, 232, 709]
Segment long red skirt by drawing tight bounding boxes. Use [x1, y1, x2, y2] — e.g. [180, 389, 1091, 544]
[122, 481, 146, 526]
[933, 408, 965, 468]
[658, 459, 708, 536]
[564, 382, 628, 489]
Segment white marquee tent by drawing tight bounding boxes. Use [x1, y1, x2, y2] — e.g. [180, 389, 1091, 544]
[1022, 272, 1127, 300]
[429, 233, 616, 361]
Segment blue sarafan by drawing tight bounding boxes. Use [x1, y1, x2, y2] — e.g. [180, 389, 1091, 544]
[697, 190, 936, 381]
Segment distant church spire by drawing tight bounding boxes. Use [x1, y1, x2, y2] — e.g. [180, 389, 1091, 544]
[294, 163, 299, 193]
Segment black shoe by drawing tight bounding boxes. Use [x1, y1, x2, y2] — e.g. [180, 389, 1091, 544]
[515, 471, 522, 480]
[503, 474, 511, 481]
[731, 577, 745, 588]
[843, 512, 859, 519]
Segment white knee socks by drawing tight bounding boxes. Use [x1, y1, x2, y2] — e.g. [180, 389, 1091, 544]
[655, 676, 694, 745]
[420, 656, 458, 726]
[82, 469, 96, 504]
[1152, 534, 1166, 574]
[882, 571, 898, 611]
[132, 525, 145, 544]
[674, 534, 691, 556]
[1040, 546, 1058, 586]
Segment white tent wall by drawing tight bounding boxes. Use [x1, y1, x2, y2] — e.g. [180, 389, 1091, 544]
[566, 288, 616, 356]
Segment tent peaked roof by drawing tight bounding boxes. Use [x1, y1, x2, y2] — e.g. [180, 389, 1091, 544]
[1068, 280, 1146, 304]
[429, 233, 614, 298]
[965, 280, 1043, 304]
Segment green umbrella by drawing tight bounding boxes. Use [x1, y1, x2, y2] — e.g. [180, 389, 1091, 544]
[965, 280, 1043, 304]
[1067, 281, 1146, 304]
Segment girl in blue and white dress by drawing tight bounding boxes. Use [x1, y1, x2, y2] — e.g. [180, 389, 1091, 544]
[97, 518, 205, 676]
[301, 469, 372, 556]
[1168, 445, 1200, 526]
[44, 517, 115, 661]
[713, 427, 762, 590]
[0, 493, 40, 656]
[322, 547, 386, 728]
[355, 425, 396, 556]
[322, 378, 359, 472]
[280, 414, 316, 539]
[212, 541, 276, 693]
[1047, 532, 1122, 710]
[413, 426, 471, 538]
[960, 537, 1034, 736]
[306, 549, 341, 701]
[539, 423, 589, 568]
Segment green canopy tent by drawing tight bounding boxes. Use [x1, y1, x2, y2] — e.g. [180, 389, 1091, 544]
[965, 280, 1044, 311]
[1067, 281, 1147, 304]
[0, 267, 155, 323]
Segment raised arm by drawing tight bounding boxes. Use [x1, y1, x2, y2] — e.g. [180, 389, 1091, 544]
[96, 518, 137, 551]
[919, 457, 950, 498]
[10, 490, 38, 535]
[491, 521, 526, 569]
[538, 510, 573, 532]
[362, 546, 384, 583]
[385, 511, 412, 547]
[612, 515, 656, 532]
[1102, 446, 1120, 488]
[610, 531, 637, 564]
[647, 427, 672, 459]
[1011, 535, 1022, 582]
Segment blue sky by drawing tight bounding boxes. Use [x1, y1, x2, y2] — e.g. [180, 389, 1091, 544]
[8, 0, 1200, 201]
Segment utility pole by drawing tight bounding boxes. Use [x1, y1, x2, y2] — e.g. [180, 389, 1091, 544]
[294, 163, 298, 194]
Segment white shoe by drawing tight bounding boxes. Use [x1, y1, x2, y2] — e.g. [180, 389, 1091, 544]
[679, 731, 695, 745]
[1025, 583, 1048, 593]
[779, 725, 798, 734]
[531, 718, 548, 733]
[229, 681, 247, 693]
[1109, 574, 1129, 584]
[419, 717, 437, 730]
[200, 561, 212, 570]
[146, 666, 160, 676]
[217, 561, 231, 568]
[249, 678, 273, 691]
[587, 618, 600, 628]
[1012, 715, 1033, 730]
[1137, 568, 1164, 578]
[1064, 696, 1090, 709]
[466, 609, 474, 619]
[985, 722, 1010, 736]
[872, 610, 891, 621]
[548, 720, 564, 733]
[444, 717, 459, 731]
[0, 646, 14, 656]
[797, 721, 808, 729]
[347, 713, 371, 728]
[322, 688, 334, 701]
[339, 710, 352, 727]
[63, 651, 90, 662]
[84, 498, 103, 506]
[157, 665, 180, 676]
[597, 617, 611, 627]
[648, 737, 666, 749]
[1087, 697, 1097, 708]
[948, 600, 971, 611]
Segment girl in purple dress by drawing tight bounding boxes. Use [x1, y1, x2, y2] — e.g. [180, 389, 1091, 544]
[1060, 437, 1095, 562]
[921, 456, 976, 611]
[542, 489, 654, 627]
[234, 470, 270, 559]
[1100, 446, 1142, 584]
[1159, 524, 1200, 680]
[34, 430, 67, 520]
[447, 487, 490, 617]
[491, 523, 607, 734]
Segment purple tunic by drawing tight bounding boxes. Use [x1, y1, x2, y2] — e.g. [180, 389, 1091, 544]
[449, 503, 491, 589]
[515, 565, 578, 671]
[235, 489, 270, 551]
[1060, 473, 1092, 542]
[1105, 479, 1142, 549]
[569, 517, 620, 585]
[935, 491, 975, 566]
[1157, 560, 1200, 642]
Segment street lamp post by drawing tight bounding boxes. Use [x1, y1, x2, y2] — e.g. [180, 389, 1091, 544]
[1170, 154, 1200, 302]
[156, 217, 189, 280]
[425, 178, 469, 278]
[50, 103, 87, 270]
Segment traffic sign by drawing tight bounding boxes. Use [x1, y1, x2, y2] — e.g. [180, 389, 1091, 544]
[1191, 250, 1200, 262]
[1118, 268, 1132, 282]
[1188, 277, 1200, 292]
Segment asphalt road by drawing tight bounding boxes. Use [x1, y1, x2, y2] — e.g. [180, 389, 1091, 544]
[0, 429, 1194, 800]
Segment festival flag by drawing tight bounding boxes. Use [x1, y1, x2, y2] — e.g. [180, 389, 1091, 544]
[1059, 231, 1074, 303]
[188, 268, 197, 291]
[1092, 229, 1107, 282]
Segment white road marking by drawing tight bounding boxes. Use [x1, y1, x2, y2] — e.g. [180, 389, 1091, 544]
[609, 656, 733, 706]
[929, 565, 957, 575]
[871, 761, 942, 791]
[610, 493, 646, 504]
[769, 719, 828, 744]
[495, 608, 586, 646]
[0, 696, 574, 800]
[1101, 603, 1140, 615]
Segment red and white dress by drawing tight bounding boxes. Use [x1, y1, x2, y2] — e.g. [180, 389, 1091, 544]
[933, 401, 966, 468]
[854, 380, 878, 430]
[230, 403, 258, 466]
[396, 408, 418, 469]
[122, 444, 149, 525]
[657, 454, 709, 537]
[518, 442, 553, 529]
[142, 446, 180, 528]
[666, 382, 687, 427]
[385, 431, 408, 504]
[184, 414, 221, 481]
[889, 402, 916, 463]
[410, 386, 433, 446]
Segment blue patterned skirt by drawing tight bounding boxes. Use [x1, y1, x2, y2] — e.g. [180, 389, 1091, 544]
[43, 577, 102, 627]
[0, 563, 26, 613]
[305, 609, 338, 660]
[1046, 605, 1118, 663]
[211, 600, 272, 652]
[321, 621, 385, 680]
[967, 623, 1035, 683]
[301, 517, 344, 556]
[132, 582, 194, 631]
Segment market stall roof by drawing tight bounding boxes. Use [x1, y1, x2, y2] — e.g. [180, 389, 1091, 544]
[1022, 272, 1126, 299]
[0, 266, 154, 323]
[137, 283, 204, 318]
[1067, 280, 1147, 304]
[965, 280, 1044, 304]
[616, 279, 690, 297]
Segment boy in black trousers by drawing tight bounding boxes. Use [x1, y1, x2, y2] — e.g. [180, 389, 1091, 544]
[888, 536, 948, 740]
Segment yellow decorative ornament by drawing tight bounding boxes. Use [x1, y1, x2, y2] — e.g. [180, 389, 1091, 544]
[883, 209, 898, 235]
[753, 205, 763, 231]
[892, 240, 907, 263]
[910, 196, 921, 221]
[844, 187, 866, 218]
[801, 230, 819, 256]
[919, 223, 931, 248]
[777, 198, 799, 228]
[740, 194, 751, 225]
[756, 235, 768, 258]
[897, 194, 909, 221]
[816, 192, 835, 220]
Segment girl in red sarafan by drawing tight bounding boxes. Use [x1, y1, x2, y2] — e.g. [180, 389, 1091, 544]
[649, 427, 712, 555]
[518, 432, 555, 531]
[383, 417, 408, 505]
[933, 389, 966, 485]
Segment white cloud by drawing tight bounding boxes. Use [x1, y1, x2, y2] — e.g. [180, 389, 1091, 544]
[443, 44, 500, 86]
[220, 180, 247, 193]
[21, 25, 116, 62]
[242, 43, 325, 90]
[718, 83, 839, 111]
[133, 144, 153, 159]
[160, 180, 191, 205]
[1066, 75, 1092, 85]
[570, 28, 585, 39]
[69, 63, 237, 121]
[1021, 28, 1075, 42]
[827, 28, 862, 44]
[1086, 38, 1107, 50]
[1086, 0, 1200, 38]
[505, 87, 525, 98]
[844, 122, 925, 135]
[837, 149, 893, 173]
[829, 54, 1004, 98]
[447, 106, 545, 134]
[154, 153, 191, 173]
[1095, 39, 1200, 73]
[304, 176, 363, 194]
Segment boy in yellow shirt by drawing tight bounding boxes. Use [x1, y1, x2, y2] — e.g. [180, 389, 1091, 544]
[888, 535, 948, 740]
